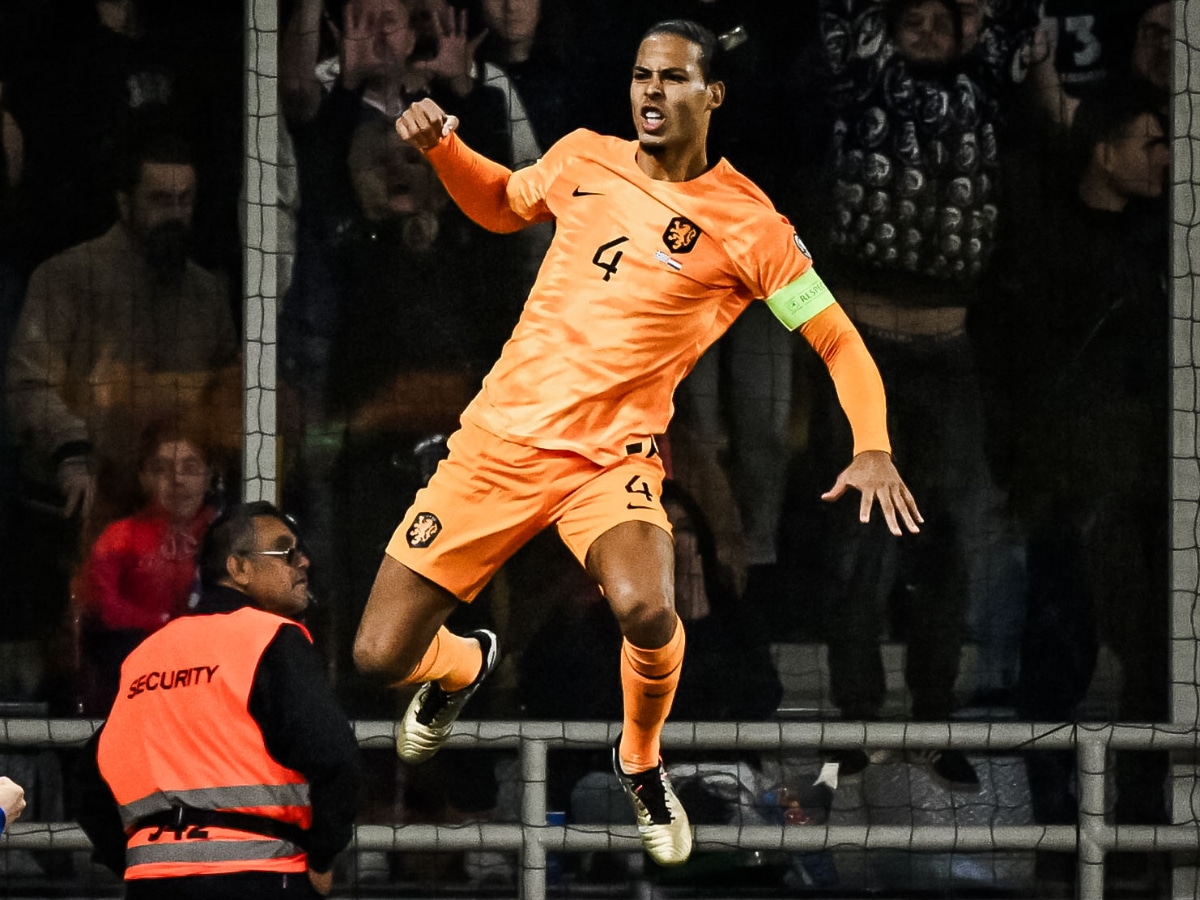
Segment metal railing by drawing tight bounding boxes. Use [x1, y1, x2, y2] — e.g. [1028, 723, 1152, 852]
[3, 718, 1199, 898]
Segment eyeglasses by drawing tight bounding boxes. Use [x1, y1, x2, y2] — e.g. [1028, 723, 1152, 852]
[242, 546, 305, 567]
[146, 459, 207, 478]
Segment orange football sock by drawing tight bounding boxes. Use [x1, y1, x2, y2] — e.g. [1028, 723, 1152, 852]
[618, 616, 685, 774]
[398, 627, 483, 692]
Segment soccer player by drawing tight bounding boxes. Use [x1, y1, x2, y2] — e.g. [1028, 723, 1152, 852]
[353, 18, 922, 866]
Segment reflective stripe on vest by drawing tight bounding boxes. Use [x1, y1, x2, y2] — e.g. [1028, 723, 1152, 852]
[98, 606, 314, 878]
[127, 837, 303, 867]
[120, 785, 311, 827]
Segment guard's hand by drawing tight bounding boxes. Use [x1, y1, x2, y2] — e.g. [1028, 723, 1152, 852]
[0, 777, 26, 824]
[822, 449, 922, 536]
[308, 868, 333, 895]
[395, 98, 458, 151]
[57, 456, 95, 520]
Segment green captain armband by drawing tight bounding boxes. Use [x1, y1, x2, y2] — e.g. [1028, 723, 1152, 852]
[765, 267, 835, 330]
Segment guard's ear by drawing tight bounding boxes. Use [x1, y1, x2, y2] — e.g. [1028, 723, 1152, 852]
[707, 80, 726, 111]
[225, 553, 253, 589]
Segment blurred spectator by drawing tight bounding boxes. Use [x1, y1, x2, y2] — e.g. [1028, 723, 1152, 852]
[1100, 0, 1170, 109]
[427, 0, 545, 170]
[0, 776, 25, 835]
[672, 299, 796, 602]
[4, 128, 240, 693]
[280, 0, 517, 246]
[1023, 0, 1168, 136]
[0, 73, 27, 668]
[72, 420, 219, 716]
[473, 0, 573, 152]
[278, 0, 533, 587]
[1037, 0, 1111, 101]
[319, 116, 527, 714]
[808, 0, 1038, 788]
[305, 118, 532, 871]
[1, 0, 244, 277]
[970, 79, 1170, 830]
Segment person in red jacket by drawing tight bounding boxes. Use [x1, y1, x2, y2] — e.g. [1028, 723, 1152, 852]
[74, 501, 361, 898]
[74, 420, 219, 714]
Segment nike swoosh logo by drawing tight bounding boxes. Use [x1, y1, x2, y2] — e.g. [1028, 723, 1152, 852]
[572, 187, 603, 197]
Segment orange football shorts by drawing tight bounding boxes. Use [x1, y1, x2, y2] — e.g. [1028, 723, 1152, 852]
[385, 419, 671, 601]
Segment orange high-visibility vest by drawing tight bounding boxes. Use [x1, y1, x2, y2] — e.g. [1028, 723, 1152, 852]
[97, 605, 314, 880]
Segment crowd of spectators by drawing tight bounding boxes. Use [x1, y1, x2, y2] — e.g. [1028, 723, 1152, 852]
[0, 0, 1175, 892]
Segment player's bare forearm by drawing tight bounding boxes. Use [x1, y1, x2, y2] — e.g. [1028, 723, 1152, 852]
[821, 449, 922, 536]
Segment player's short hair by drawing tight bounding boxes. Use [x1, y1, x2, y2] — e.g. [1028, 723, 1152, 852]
[641, 19, 724, 83]
[199, 501, 300, 588]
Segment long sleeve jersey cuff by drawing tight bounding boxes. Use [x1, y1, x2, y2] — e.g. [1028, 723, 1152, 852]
[425, 132, 529, 233]
[799, 304, 891, 455]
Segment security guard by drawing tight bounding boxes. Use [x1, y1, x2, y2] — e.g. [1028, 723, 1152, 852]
[75, 501, 361, 898]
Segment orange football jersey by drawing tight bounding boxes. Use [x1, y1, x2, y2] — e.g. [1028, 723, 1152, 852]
[458, 129, 814, 464]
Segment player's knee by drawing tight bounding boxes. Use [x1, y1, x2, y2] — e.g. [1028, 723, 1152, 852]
[353, 630, 397, 678]
[612, 591, 676, 648]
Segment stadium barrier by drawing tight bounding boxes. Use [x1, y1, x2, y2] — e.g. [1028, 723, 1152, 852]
[3, 718, 1199, 898]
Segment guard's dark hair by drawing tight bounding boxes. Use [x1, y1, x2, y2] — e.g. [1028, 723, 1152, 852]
[641, 19, 723, 83]
[199, 500, 297, 589]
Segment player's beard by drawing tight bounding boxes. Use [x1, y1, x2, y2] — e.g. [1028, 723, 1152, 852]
[140, 221, 192, 284]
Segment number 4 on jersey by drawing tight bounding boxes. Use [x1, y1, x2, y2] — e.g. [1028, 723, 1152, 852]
[593, 237, 629, 281]
[625, 475, 656, 509]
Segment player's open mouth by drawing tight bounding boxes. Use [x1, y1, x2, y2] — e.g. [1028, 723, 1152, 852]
[641, 109, 664, 132]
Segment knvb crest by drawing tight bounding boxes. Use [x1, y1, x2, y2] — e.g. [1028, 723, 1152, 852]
[407, 512, 442, 548]
[663, 216, 702, 254]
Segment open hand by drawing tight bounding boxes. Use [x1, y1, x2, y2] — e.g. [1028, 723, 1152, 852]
[413, 0, 488, 95]
[822, 449, 922, 536]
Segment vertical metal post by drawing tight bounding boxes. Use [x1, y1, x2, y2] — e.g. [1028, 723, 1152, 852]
[1077, 732, 1109, 899]
[242, 0, 279, 501]
[520, 738, 549, 900]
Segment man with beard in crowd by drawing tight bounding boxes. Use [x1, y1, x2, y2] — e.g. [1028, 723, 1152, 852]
[5, 128, 239, 704]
